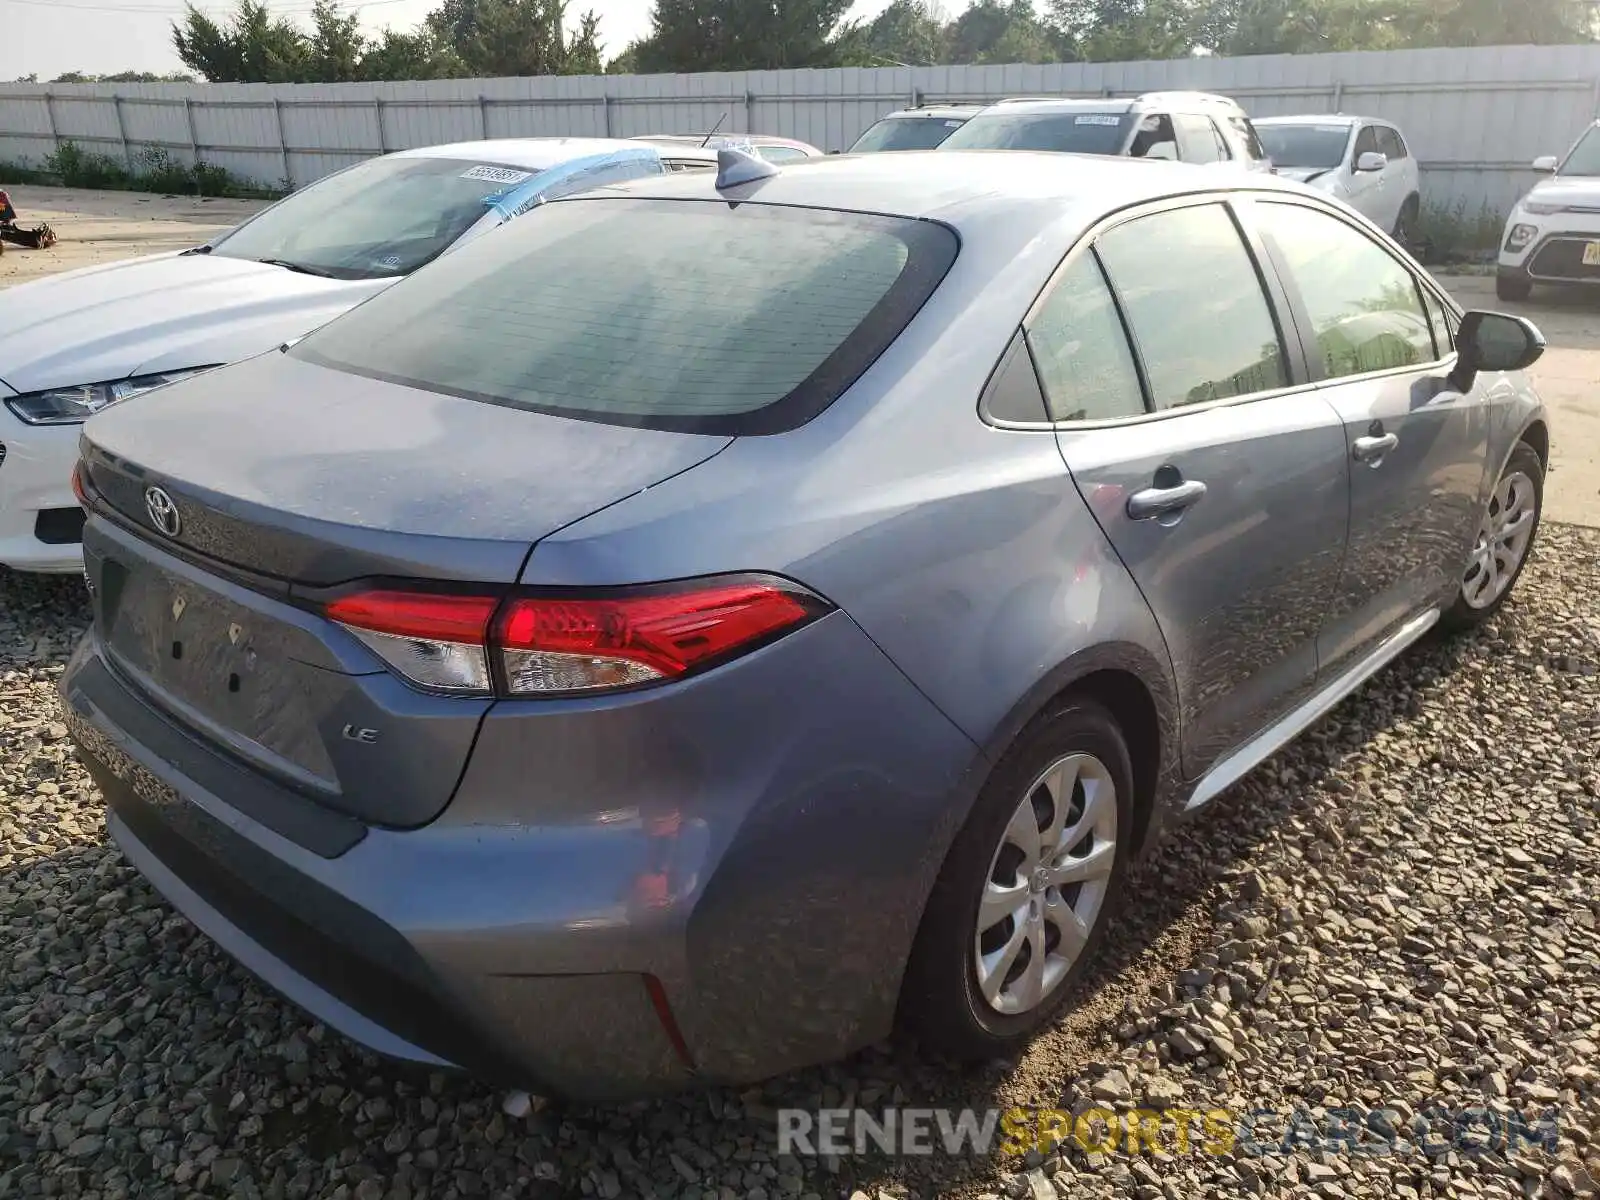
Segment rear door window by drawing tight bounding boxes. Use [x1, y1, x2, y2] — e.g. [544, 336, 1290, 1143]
[291, 198, 958, 435]
[1254, 201, 1436, 377]
[1174, 115, 1224, 164]
[1376, 127, 1409, 160]
[1026, 253, 1146, 421]
[1094, 202, 1287, 409]
[1128, 114, 1179, 160]
[1354, 125, 1382, 165]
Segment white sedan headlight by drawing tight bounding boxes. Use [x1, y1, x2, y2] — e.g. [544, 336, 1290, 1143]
[4, 367, 216, 426]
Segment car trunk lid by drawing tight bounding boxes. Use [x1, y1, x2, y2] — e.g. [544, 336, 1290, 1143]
[78, 350, 732, 825]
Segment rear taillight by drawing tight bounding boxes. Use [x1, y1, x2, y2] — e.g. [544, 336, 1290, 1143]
[324, 575, 829, 698]
[71, 461, 89, 506]
[325, 591, 499, 693]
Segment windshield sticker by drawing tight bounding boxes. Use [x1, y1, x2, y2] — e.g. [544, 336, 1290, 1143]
[378, 254, 402, 268]
[944, 120, 963, 127]
[461, 165, 533, 185]
[1315, 124, 1348, 132]
[1074, 114, 1122, 126]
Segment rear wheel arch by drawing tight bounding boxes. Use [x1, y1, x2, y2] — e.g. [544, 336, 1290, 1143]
[970, 648, 1177, 867]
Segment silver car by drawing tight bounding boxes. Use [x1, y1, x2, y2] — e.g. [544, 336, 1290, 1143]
[63, 150, 1548, 1100]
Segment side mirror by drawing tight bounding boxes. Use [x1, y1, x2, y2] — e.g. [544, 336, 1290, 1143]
[1450, 310, 1545, 390]
[1355, 151, 1387, 172]
[1532, 154, 1559, 173]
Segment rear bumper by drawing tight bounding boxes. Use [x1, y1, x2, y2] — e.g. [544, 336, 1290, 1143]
[66, 647, 690, 1098]
[63, 605, 981, 1097]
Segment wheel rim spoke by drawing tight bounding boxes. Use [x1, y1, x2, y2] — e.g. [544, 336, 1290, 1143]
[978, 878, 1030, 931]
[1058, 773, 1109, 852]
[1035, 756, 1080, 852]
[1011, 920, 1048, 1010]
[1047, 839, 1117, 887]
[978, 917, 1028, 1004]
[1003, 801, 1042, 871]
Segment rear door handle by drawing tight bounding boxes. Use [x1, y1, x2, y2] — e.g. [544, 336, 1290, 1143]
[1127, 479, 1207, 520]
[1352, 432, 1399, 464]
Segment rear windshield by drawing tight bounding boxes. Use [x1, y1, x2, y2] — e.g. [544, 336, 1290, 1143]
[291, 198, 958, 435]
[849, 116, 969, 152]
[941, 112, 1132, 155]
[1256, 123, 1351, 170]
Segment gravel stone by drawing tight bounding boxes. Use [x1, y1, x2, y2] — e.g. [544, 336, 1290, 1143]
[3, 527, 1598, 1200]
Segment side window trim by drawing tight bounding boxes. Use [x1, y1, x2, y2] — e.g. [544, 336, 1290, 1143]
[1088, 244, 1156, 414]
[1242, 195, 1456, 385]
[1209, 117, 1234, 160]
[1018, 193, 1311, 427]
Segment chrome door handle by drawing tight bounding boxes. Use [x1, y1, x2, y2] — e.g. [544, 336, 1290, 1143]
[1352, 432, 1399, 464]
[1127, 479, 1207, 520]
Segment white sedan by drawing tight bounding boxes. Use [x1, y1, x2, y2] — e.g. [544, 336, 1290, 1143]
[1254, 115, 1422, 240]
[0, 137, 711, 573]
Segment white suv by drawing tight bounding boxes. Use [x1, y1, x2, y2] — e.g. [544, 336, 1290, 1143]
[1254, 116, 1422, 240]
[1497, 120, 1600, 302]
[937, 92, 1273, 172]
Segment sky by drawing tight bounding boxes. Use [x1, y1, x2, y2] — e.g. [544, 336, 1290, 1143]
[0, 0, 901, 82]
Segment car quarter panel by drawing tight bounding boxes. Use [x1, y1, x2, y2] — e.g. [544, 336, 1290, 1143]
[518, 195, 1181, 771]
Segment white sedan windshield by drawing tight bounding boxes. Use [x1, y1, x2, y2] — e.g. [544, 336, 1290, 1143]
[210, 157, 538, 280]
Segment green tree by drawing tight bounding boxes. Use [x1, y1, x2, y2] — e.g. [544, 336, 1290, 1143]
[1048, 0, 1200, 59]
[306, 0, 367, 81]
[854, 0, 949, 66]
[634, 0, 857, 72]
[426, 0, 602, 76]
[358, 28, 467, 79]
[51, 71, 197, 82]
[172, 1, 309, 83]
[946, 0, 1060, 62]
[1387, 0, 1594, 45]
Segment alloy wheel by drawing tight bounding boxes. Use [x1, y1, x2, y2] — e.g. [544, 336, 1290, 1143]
[1463, 470, 1537, 610]
[973, 752, 1118, 1016]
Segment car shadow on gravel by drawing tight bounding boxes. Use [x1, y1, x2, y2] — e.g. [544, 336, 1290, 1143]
[0, 561, 1555, 1200]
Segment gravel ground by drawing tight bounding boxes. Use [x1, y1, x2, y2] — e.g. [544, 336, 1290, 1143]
[1, 526, 1597, 1200]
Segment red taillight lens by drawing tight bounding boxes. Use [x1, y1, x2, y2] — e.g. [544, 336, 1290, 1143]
[325, 590, 500, 694]
[495, 578, 828, 695]
[323, 576, 828, 698]
[71, 461, 89, 507]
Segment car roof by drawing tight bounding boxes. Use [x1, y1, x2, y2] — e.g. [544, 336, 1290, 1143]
[977, 91, 1246, 117]
[632, 134, 819, 153]
[585, 148, 1304, 235]
[878, 104, 987, 120]
[1254, 115, 1370, 127]
[391, 138, 682, 170]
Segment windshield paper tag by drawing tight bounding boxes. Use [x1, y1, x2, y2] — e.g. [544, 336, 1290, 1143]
[1074, 114, 1121, 126]
[462, 165, 533, 185]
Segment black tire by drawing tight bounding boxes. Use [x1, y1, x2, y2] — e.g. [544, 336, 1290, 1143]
[1442, 441, 1544, 631]
[1496, 273, 1533, 303]
[899, 699, 1134, 1061]
[1393, 194, 1419, 247]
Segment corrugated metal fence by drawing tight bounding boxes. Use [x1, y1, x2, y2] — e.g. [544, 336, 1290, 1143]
[2, 43, 1598, 214]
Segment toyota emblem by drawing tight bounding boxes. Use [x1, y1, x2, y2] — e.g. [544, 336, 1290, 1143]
[144, 486, 181, 537]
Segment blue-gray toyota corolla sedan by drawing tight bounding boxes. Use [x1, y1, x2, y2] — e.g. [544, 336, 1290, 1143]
[62, 149, 1550, 1101]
